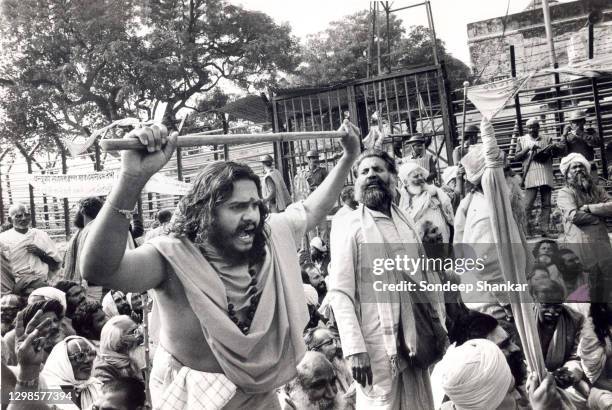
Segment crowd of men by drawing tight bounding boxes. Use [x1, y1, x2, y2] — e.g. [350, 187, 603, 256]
[0, 109, 611, 410]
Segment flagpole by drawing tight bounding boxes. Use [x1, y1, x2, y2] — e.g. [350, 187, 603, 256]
[458, 81, 469, 197]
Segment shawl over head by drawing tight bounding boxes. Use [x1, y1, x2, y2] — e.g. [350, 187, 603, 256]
[442, 166, 458, 186]
[440, 338, 513, 410]
[41, 336, 102, 410]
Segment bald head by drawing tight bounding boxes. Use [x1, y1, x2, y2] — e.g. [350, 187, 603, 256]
[292, 351, 338, 408]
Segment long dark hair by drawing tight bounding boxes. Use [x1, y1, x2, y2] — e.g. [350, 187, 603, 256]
[170, 161, 269, 245]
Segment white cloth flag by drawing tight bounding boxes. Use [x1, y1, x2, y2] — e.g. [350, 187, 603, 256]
[467, 74, 533, 119]
[27, 171, 191, 198]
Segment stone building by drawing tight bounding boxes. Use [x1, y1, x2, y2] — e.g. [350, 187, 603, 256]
[467, 0, 612, 85]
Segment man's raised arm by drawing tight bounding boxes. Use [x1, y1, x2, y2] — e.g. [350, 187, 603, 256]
[80, 125, 177, 292]
[302, 120, 360, 232]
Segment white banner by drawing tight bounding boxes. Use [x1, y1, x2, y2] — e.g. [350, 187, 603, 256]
[467, 74, 534, 120]
[27, 171, 191, 198]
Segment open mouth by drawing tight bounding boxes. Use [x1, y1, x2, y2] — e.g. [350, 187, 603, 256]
[237, 226, 256, 243]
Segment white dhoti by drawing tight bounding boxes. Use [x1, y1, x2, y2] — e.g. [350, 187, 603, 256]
[149, 345, 280, 410]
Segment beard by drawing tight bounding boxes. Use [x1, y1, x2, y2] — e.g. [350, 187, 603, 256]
[209, 217, 267, 265]
[356, 177, 394, 212]
[507, 350, 527, 387]
[315, 281, 327, 298]
[406, 183, 424, 196]
[290, 386, 343, 410]
[568, 171, 593, 193]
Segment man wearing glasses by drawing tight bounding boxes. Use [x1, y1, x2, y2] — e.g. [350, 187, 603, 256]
[0, 203, 61, 281]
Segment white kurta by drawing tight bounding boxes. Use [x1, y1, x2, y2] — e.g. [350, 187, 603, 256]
[329, 207, 438, 410]
[0, 228, 60, 280]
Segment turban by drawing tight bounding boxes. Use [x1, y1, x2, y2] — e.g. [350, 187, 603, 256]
[440, 338, 513, 410]
[398, 162, 429, 184]
[559, 152, 590, 176]
[442, 166, 458, 186]
[526, 118, 540, 127]
[99, 315, 135, 369]
[28, 287, 67, 315]
[461, 143, 485, 185]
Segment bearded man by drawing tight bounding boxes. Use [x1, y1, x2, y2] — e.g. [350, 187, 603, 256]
[532, 279, 588, 408]
[80, 121, 360, 409]
[557, 152, 612, 265]
[281, 351, 345, 410]
[398, 162, 453, 243]
[304, 326, 354, 398]
[328, 149, 447, 409]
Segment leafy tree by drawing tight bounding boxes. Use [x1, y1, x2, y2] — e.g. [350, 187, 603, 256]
[0, 0, 300, 151]
[294, 10, 470, 89]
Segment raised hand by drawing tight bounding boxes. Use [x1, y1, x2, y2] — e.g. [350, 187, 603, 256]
[14, 310, 53, 369]
[120, 124, 178, 183]
[339, 119, 361, 158]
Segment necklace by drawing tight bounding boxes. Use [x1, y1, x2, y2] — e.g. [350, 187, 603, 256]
[227, 265, 261, 335]
[198, 245, 262, 335]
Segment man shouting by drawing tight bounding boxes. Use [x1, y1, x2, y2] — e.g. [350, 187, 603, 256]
[81, 121, 360, 409]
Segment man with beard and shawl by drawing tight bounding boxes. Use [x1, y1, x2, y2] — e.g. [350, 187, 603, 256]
[80, 121, 361, 409]
[397, 162, 453, 243]
[281, 351, 345, 410]
[92, 315, 146, 384]
[557, 152, 612, 265]
[101, 290, 131, 318]
[531, 279, 588, 409]
[328, 149, 447, 409]
[431, 310, 528, 409]
[304, 326, 355, 407]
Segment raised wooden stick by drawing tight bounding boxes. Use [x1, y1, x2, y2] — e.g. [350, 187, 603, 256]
[100, 130, 348, 151]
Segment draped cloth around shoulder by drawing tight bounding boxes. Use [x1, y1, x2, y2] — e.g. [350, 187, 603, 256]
[479, 118, 575, 408]
[148, 212, 309, 394]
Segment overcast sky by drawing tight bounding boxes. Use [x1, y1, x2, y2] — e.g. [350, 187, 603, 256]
[230, 0, 570, 67]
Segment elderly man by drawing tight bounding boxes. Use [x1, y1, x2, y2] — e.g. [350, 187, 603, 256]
[531, 279, 588, 408]
[514, 118, 564, 237]
[563, 110, 602, 169]
[402, 134, 437, 183]
[398, 162, 453, 243]
[260, 154, 292, 213]
[557, 152, 612, 265]
[80, 121, 360, 409]
[281, 351, 345, 410]
[304, 326, 354, 406]
[329, 149, 447, 409]
[0, 203, 61, 282]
